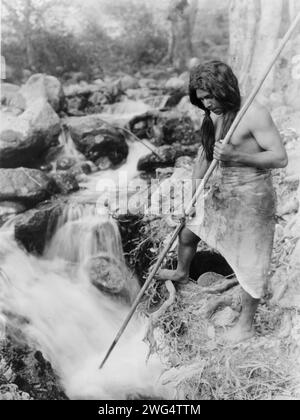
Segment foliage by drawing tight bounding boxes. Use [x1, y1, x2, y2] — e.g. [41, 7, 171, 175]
[1, 0, 168, 81]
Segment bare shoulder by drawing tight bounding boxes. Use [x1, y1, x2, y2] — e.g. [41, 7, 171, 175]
[245, 100, 273, 129]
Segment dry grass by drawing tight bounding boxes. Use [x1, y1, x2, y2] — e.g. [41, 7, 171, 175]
[139, 279, 299, 400]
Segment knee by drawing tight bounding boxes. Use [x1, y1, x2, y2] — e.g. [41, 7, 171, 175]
[180, 227, 199, 246]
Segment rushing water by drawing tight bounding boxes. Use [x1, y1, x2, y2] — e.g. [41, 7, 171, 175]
[0, 133, 173, 400]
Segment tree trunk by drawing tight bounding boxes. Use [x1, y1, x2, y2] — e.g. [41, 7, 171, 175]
[250, 0, 283, 99]
[24, 0, 35, 70]
[228, 0, 283, 99]
[283, 0, 300, 110]
[228, 0, 259, 94]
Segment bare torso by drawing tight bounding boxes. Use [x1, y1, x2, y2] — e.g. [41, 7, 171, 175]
[212, 99, 262, 167]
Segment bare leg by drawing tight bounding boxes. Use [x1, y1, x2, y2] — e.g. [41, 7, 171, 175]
[157, 227, 200, 283]
[223, 288, 259, 344]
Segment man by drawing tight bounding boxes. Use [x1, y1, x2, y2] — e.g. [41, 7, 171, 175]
[157, 60, 288, 343]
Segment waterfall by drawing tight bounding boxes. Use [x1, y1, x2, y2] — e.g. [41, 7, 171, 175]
[0, 204, 172, 400]
[0, 117, 173, 399]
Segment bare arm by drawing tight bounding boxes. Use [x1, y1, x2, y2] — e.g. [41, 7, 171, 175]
[214, 105, 288, 169]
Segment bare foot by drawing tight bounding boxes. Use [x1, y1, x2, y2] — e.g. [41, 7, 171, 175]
[156, 269, 189, 284]
[222, 323, 255, 344]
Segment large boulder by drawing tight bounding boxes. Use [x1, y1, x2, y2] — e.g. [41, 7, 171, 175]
[118, 75, 140, 92]
[14, 202, 63, 254]
[0, 100, 61, 168]
[10, 73, 65, 112]
[0, 168, 55, 207]
[64, 115, 129, 166]
[137, 144, 198, 172]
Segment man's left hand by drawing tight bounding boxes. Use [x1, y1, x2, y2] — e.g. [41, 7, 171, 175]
[213, 142, 237, 162]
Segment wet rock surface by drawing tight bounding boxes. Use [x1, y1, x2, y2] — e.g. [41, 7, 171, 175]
[0, 329, 67, 400]
[137, 144, 199, 172]
[14, 202, 63, 254]
[0, 101, 60, 168]
[64, 115, 129, 165]
[0, 168, 55, 207]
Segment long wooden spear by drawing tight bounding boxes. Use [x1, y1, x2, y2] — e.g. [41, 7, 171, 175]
[99, 12, 300, 370]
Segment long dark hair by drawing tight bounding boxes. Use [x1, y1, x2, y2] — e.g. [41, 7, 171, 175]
[189, 61, 241, 161]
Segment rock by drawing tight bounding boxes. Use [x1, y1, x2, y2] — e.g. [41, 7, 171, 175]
[14, 202, 63, 254]
[66, 96, 85, 114]
[56, 157, 78, 171]
[165, 76, 187, 91]
[212, 307, 239, 327]
[96, 156, 113, 171]
[69, 161, 97, 177]
[139, 78, 157, 89]
[86, 255, 126, 295]
[93, 78, 107, 88]
[39, 164, 53, 172]
[63, 71, 86, 84]
[125, 88, 151, 101]
[191, 252, 234, 282]
[104, 99, 151, 118]
[63, 82, 100, 98]
[50, 171, 79, 195]
[0, 384, 32, 400]
[153, 112, 197, 146]
[1, 331, 67, 400]
[0, 168, 55, 207]
[196, 271, 227, 287]
[187, 57, 201, 70]
[56, 156, 77, 171]
[155, 167, 174, 181]
[137, 144, 199, 172]
[175, 156, 194, 169]
[119, 75, 140, 91]
[0, 101, 60, 168]
[64, 115, 129, 165]
[88, 91, 107, 108]
[12, 73, 65, 112]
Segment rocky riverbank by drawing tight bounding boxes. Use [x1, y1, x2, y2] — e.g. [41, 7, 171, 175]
[1, 68, 300, 400]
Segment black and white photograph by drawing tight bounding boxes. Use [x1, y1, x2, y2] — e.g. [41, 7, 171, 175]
[0, 0, 299, 403]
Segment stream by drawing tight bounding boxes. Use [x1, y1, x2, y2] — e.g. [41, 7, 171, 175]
[0, 130, 173, 400]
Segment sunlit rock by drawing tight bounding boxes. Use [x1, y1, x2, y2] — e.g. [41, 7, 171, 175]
[0, 101, 60, 168]
[10, 73, 65, 113]
[0, 168, 54, 207]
